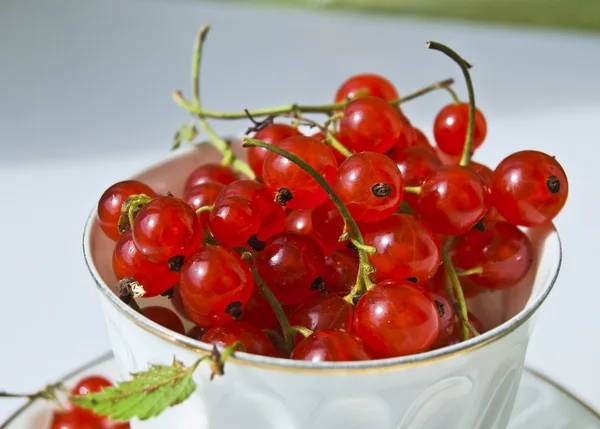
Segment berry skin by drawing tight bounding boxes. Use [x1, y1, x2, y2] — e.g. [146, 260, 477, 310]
[142, 306, 185, 334]
[97, 180, 156, 241]
[418, 165, 490, 236]
[240, 288, 278, 330]
[50, 410, 103, 429]
[334, 152, 404, 223]
[263, 136, 338, 210]
[335, 73, 399, 103]
[433, 103, 487, 156]
[470, 161, 493, 193]
[311, 200, 346, 250]
[451, 221, 533, 289]
[132, 196, 202, 266]
[184, 163, 239, 191]
[410, 128, 437, 154]
[362, 214, 441, 284]
[112, 231, 179, 297]
[428, 291, 457, 350]
[288, 294, 354, 344]
[291, 330, 372, 362]
[179, 245, 254, 328]
[285, 209, 315, 237]
[247, 124, 301, 178]
[354, 280, 440, 358]
[256, 232, 325, 306]
[183, 181, 225, 225]
[339, 96, 406, 153]
[491, 150, 568, 226]
[323, 249, 359, 295]
[390, 146, 442, 210]
[202, 321, 277, 357]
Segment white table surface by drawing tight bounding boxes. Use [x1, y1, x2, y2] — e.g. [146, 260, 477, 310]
[1, 0, 599, 422]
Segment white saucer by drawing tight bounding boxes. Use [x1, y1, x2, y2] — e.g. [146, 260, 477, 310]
[1, 353, 598, 429]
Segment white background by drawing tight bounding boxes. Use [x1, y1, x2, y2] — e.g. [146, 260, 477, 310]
[1, 0, 599, 422]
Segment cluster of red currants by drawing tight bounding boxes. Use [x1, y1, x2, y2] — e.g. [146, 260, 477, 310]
[49, 376, 129, 429]
[98, 72, 568, 363]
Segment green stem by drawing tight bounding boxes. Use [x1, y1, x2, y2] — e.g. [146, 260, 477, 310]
[240, 252, 294, 352]
[442, 250, 470, 341]
[458, 266, 483, 276]
[326, 133, 352, 158]
[444, 86, 461, 104]
[175, 78, 455, 120]
[404, 186, 422, 195]
[289, 326, 314, 338]
[195, 205, 214, 215]
[191, 25, 211, 107]
[427, 42, 475, 167]
[242, 137, 375, 303]
[0, 384, 64, 410]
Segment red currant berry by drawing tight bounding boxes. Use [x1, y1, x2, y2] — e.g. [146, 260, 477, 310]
[362, 214, 441, 283]
[143, 306, 185, 334]
[334, 152, 404, 223]
[97, 180, 156, 241]
[335, 74, 398, 103]
[448, 312, 485, 344]
[354, 280, 440, 358]
[285, 209, 314, 236]
[50, 410, 102, 429]
[70, 375, 112, 421]
[179, 245, 254, 328]
[323, 248, 359, 295]
[240, 288, 278, 330]
[256, 232, 325, 306]
[291, 330, 372, 362]
[311, 200, 345, 250]
[411, 128, 437, 154]
[426, 263, 485, 299]
[202, 321, 276, 357]
[112, 231, 179, 297]
[247, 124, 301, 178]
[184, 163, 239, 191]
[451, 221, 533, 289]
[311, 131, 348, 165]
[418, 165, 490, 236]
[428, 291, 456, 350]
[470, 161, 493, 193]
[288, 294, 354, 344]
[183, 181, 225, 225]
[263, 136, 338, 209]
[339, 96, 406, 153]
[390, 146, 442, 210]
[132, 196, 202, 266]
[433, 103, 487, 156]
[491, 150, 568, 226]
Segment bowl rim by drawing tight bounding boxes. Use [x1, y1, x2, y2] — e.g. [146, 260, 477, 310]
[82, 146, 563, 374]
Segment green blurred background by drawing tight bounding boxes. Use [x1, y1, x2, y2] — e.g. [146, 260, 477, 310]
[209, 0, 600, 32]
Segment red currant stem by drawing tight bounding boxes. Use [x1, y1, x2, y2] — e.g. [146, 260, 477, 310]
[427, 41, 475, 166]
[444, 86, 461, 104]
[441, 249, 470, 341]
[289, 326, 314, 338]
[242, 137, 375, 302]
[403, 186, 422, 195]
[457, 266, 483, 276]
[202, 342, 245, 380]
[117, 278, 145, 314]
[221, 149, 234, 166]
[324, 112, 343, 129]
[350, 239, 376, 256]
[0, 383, 64, 410]
[195, 205, 214, 215]
[176, 78, 455, 120]
[239, 251, 295, 353]
[263, 329, 287, 351]
[326, 132, 352, 158]
[191, 25, 211, 108]
[455, 310, 480, 337]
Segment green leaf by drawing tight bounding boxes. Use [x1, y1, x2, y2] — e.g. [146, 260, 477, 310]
[70, 358, 201, 421]
[172, 123, 198, 150]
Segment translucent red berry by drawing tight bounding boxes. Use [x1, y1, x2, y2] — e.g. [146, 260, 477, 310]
[240, 288, 278, 330]
[323, 248, 359, 295]
[256, 232, 325, 306]
[202, 321, 276, 357]
[428, 291, 456, 349]
[184, 163, 239, 191]
[311, 200, 345, 250]
[491, 150, 568, 226]
[288, 294, 354, 343]
[112, 231, 179, 297]
[335, 73, 399, 103]
[418, 165, 490, 236]
[433, 103, 487, 156]
[451, 221, 533, 289]
[142, 306, 185, 334]
[354, 280, 440, 358]
[362, 214, 441, 283]
[263, 136, 338, 209]
[184, 181, 225, 225]
[179, 245, 254, 328]
[132, 196, 202, 266]
[247, 124, 301, 178]
[334, 152, 404, 223]
[70, 375, 112, 421]
[291, 330, 372, 362]
[50, 410, 102, 429]
[338, 96, 406, 153]
[411, 128, 437, 154]
[97, 180, 156, 241]
[470, 161, 493, 192]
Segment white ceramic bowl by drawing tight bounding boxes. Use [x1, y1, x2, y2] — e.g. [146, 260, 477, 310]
[83, 143, 562, 429]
